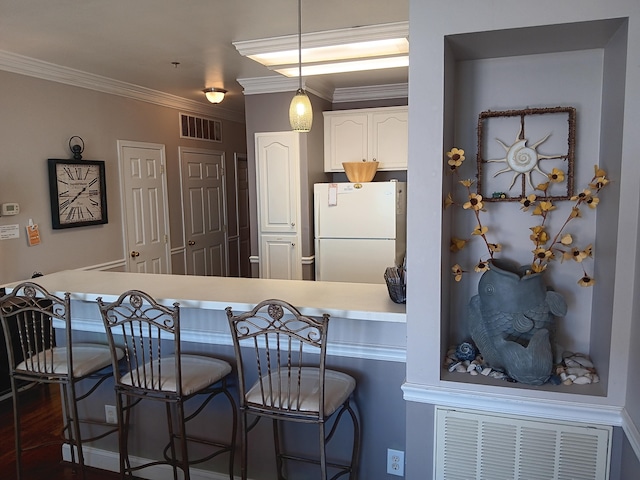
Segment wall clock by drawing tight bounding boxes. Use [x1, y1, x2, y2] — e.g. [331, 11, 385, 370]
[48, 158, 108, 229]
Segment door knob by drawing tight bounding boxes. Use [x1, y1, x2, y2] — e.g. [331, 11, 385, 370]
[188, 240, 196, 246]
[130, 251, 140, 258]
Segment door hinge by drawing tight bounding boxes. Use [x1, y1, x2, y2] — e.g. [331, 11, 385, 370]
[164, 234, 168, 243]
[160, 164, 165, 174]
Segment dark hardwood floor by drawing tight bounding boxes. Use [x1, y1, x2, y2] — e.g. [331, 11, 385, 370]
[0, 383, 122, 480]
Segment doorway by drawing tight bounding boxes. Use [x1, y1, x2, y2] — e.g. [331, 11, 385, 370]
[117, 140, 171, 273]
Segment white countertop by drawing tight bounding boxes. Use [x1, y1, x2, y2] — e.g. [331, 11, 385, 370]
[3, 270, 406, 323]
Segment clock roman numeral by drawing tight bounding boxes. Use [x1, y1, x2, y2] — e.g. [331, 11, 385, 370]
[85, 207, 94, 218]
[88, 177, 98, 187]
[63, 167, 75, 180]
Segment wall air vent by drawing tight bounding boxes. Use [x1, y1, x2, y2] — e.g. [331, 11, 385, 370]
[434, 407, 611, 480]
[179, 113, 222, 142]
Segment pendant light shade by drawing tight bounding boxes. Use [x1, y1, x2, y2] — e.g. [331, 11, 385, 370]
[289, 88, 313, 132]
[289, 0, 312, 132]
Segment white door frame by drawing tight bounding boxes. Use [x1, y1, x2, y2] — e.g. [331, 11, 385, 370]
[117, 140, 172, 273]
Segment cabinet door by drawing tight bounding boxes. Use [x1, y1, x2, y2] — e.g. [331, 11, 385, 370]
[255, 132, 300, 233]
[370, 109, 408, 171]
[260, 234, 302, 280]
[324, 113, 369, 171]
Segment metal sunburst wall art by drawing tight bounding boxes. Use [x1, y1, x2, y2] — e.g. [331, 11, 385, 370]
[477, 106, 576, 202]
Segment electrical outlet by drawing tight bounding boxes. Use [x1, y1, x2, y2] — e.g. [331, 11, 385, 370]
[105, 404, 118, 424]
[387, 448, 404, 476]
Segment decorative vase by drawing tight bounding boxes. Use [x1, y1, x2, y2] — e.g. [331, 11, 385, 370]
[468, 258, 567, 385]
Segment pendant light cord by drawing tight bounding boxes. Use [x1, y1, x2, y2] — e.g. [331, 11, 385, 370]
[297, 0, 302, 90]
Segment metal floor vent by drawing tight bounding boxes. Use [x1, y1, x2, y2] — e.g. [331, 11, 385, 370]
[180, 113, 222, 142]
[435, 407, 611, 480]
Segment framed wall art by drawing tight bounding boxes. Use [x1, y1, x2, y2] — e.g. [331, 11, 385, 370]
[476, 106, 576, 202]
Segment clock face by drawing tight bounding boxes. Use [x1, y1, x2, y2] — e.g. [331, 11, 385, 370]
[48, 159, 108, 229]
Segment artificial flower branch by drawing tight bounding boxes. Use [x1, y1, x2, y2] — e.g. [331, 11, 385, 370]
[445, 148, 610, 287]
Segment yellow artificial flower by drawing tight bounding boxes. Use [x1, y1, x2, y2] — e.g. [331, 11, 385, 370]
[569, 206, 582, 218]
[594, 165, 607, 178]
[520, 194, 536, 211]
[533, 247, 553, 261]
[533, 201, 556, 215]
[529, 226, 549, 244]
[530, 263, 548, 273]
[488, 243, 502, 253]
[586, 196, 600, 209]
[536, 182, 549, 192]
[450, 237, 467, 253]
[570, 247, 588, 262]
[463, 193, 484, 211]
[472, 225, 488, 236]
[590, 176, 609, 190]
[452, 264, 463, 282]
[560, 234, 573, 245]
[474, 261, 490, 273]
[459, 179, 474, 187]
[444, 192, 454, 209]
[548, 168, 565, 183]
[578, 275, 596, 287]
[583, 244, 593, 257]
[447, 148, 465, 163]
[571, 189, 592, 201]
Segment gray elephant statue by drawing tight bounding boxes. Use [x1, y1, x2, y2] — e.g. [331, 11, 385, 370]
[468, 259, 567, 385]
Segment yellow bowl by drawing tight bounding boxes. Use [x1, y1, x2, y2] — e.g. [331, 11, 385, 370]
[342, 162, 378, 182]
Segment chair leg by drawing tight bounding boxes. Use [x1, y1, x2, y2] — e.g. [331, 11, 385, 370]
[67, 381, 87, 480]
[223, 387, 237, 480]
[116, 393, 128, 479]
[273, 418, 285, 480]
[165, 402, 179, 480]
[240, 410, 248, 480]
[177, 401, 191, 480]
[319, 422, 327, 480]
[345, 400, 360, 480]
[11, 377, 23, 480]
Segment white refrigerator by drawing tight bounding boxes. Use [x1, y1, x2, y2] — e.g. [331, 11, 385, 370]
[314, 181, 406, 284]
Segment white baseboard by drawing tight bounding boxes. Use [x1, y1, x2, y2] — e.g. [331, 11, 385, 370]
[62, 444, 240, 480]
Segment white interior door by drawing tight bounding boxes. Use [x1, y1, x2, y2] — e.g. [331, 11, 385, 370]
[118, 141, 171, 273]
[179, 147, 227, 276]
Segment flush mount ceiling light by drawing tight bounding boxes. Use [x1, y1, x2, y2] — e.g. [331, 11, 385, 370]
[289, 0, 312, 132]
[233, 21, 408, 77]
[203, 87, 227, 104]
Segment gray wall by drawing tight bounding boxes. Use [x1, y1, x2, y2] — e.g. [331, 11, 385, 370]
[0, 70, 246, 283]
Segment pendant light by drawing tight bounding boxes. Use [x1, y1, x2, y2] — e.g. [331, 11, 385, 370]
[289, 0, 313, 132]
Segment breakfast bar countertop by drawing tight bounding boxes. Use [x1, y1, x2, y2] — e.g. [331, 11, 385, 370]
[2, 270, 406, 323]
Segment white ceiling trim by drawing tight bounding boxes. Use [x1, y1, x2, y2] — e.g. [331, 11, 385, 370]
[237, 75, 407, 103]
[0, 49, 245, 123]
[233, 21, 409, 55]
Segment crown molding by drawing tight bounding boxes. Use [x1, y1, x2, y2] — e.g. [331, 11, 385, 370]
[233, 21, 409, 55]
[236, 76, 334, 102]
[238, 75, 407, 104]
[0, 49, 245, 123]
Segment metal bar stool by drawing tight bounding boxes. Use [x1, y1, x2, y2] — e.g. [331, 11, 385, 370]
[225, 299, 361, 480]
[97, 289, 236, 480]
[0, 281, 122, 480]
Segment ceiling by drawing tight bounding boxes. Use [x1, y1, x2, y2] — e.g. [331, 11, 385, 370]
[0, 0, 409, 120]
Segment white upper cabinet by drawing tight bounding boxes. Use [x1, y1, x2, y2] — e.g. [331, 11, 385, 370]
[323, 106, 408, 172]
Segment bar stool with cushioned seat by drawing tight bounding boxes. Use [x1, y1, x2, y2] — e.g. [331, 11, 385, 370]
[97, 289, 236, 480]
[225, 299, 360, 480]
[0, 281, 123, 480]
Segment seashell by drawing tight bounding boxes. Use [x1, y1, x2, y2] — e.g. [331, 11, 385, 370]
[506, 139, 539, 174]
[573, 376, 592, 385]
[566, 367, 590, 377]
[444, 358, 453, 366]
[560, 372, 568, 381]
[455, 364, 467, 373]
[469, 370, 478, 376]
[481, 367, 492, 376]
[592, 374, 600, 383]
[475, 364, 484, 373]
[567, 374, 577, 381]
[569, 355, 594, 368]
[489, 371, 507, 380]
[455, 342, 477, 362]
[563, 378, 574, 386]
[448, 361, 461, 372]
[466, 363, 477, 373]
